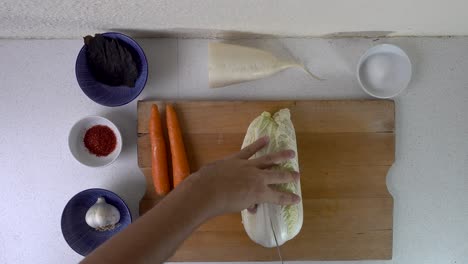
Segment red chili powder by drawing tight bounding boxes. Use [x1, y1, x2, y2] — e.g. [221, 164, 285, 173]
[83, 125, 117, 157]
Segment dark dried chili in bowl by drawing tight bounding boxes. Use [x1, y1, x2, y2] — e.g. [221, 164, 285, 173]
[75, 32, 148, 107]
[84, 34, 139, 87]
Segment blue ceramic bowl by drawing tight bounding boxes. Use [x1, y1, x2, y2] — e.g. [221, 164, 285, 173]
[75, 32, 148, 107]
[61, 188, 132, 256]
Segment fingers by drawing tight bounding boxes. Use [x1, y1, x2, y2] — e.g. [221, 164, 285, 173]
[247, 204, 257, 214]
[263, 170, 300, 184]
[250, 149, 295, 169]
[261, 189, 301, 206]
[231, 136, 269, 160]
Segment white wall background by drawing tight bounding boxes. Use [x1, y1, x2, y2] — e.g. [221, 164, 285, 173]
[1, 0, 468, 39]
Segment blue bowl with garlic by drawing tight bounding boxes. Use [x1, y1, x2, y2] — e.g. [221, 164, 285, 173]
[61, 188, 132, 256]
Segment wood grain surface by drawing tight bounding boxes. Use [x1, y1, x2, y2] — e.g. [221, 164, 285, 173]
[137, 100, 395, 261]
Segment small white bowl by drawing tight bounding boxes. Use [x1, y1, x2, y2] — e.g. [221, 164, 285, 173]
[68, 116, 122, 167]
[357, 44, 412, 98]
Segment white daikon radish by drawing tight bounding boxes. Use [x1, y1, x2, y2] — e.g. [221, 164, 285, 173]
[241, 109, 303, 248]
[208, 42, 321, 88]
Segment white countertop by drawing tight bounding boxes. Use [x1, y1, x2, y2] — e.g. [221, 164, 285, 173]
[0, 37, 467, 264]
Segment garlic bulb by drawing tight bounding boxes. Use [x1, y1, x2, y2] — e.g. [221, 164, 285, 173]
[85, 197, 120, 230]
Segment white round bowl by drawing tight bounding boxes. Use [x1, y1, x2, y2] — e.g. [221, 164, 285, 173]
[68, 116, 122, 167]
[357, 44, 412, 99]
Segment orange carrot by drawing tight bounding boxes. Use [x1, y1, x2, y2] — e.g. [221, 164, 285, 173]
[149, 104, 170, 195]
[166, 104, 190, 187]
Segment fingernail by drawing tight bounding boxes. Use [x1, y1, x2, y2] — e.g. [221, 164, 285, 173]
[257, 136, 269, 144]
[292, 171, 300, 180]
[247, 204, 258, 213]
[293, 195, 301, 203]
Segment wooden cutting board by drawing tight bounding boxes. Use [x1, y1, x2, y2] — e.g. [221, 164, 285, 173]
[137, 100, 395, 261]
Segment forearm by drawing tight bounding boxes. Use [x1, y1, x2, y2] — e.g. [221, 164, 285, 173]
[81, 137, 299, 263]
[82, 172, 214, 264]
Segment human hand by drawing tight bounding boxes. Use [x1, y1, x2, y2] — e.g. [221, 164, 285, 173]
[190, 136, 301, 216]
